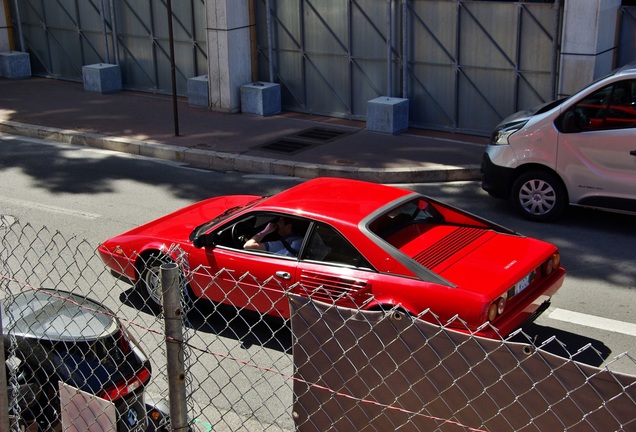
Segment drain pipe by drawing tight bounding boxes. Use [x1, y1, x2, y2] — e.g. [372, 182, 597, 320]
[166, 0, 180, 136]
[266, 0, 274, 82]
[386, 0, 392, 97]
[99, 0, 111, 63]
[248, 0, 258, 81]
[109, 0, 120, 65]
[402, 0, 408, 99]
[12, 0, 24, 51]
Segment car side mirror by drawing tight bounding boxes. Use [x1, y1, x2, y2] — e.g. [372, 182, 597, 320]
[192, 233, 214, 249]
[561, 110, 578, 133]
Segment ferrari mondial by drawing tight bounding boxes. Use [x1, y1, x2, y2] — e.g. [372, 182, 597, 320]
[98, 178, 565, 339]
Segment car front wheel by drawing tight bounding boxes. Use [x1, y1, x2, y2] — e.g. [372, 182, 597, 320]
[511, 171, 567, 222]
[139, 255, 164, 309]
[138, 254, 192, 314]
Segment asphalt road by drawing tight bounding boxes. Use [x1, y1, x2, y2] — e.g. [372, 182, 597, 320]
[2, 132, 634, 383]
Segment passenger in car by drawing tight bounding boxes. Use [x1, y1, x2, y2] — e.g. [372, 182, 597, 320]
[244, 217, 304, 256]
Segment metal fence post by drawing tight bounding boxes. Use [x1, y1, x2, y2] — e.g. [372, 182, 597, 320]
[161, 263, 188, 431]
[0, 301, 11, 432]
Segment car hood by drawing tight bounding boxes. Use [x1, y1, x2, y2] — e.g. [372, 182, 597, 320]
[496, 98, 567, 129]
[399, 226, 554, 299]
[109, 195, 260, 244]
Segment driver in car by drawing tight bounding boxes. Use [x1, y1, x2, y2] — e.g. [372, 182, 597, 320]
[243, 217, 304, 256]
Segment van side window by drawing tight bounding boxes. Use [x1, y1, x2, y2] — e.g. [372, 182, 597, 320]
[605, 80, 636, 129]
[571, 80, 636, 131]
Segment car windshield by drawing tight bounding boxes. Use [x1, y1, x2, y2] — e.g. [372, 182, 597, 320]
[190, 196, 266, 239]
[535, 97, 567, 115]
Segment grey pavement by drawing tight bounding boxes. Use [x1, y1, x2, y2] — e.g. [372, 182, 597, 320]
[0, 77, 488, 183]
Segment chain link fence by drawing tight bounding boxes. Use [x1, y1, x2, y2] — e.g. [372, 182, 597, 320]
[2, 215, 635, 431]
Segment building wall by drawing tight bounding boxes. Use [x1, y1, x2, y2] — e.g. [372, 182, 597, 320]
[559, 0, 623, 96]
[2, 0, 632, 135]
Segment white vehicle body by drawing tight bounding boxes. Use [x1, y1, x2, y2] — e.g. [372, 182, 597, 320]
[481, 62, 636, 221]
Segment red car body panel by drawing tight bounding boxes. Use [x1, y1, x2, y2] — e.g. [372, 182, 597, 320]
[98, 178, 565, 338]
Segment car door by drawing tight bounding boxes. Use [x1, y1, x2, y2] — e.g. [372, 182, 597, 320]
[191, 211, 305, 318]
[558, 79, 636, 203]
[293, 222, 376, 309]
[203, 246, 299, 317]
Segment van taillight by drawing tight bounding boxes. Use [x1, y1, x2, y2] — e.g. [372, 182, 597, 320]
[100, 367, 151, 401]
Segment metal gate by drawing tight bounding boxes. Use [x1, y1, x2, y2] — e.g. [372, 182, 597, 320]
[7, 0, 566, 135]
[8, 0, 207, 95]
[254, 0, 561, 135]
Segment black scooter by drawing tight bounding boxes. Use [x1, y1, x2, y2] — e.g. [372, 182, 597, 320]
[3, 289, 170, 432]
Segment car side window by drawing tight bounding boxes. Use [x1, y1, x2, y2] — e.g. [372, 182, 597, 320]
[214, 212, 310, 253]
[213, 213, 259, 249]
[303, 223, 370, 268]
[570, 80, 636, 132]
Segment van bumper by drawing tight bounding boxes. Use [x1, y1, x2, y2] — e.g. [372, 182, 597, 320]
[481, 151, 514, 199]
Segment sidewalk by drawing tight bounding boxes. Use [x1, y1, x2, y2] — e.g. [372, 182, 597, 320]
[0, 77, 488, 183]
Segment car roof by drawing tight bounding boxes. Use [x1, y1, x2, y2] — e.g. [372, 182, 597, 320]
[615, 60, 636, 76]
[258, 178, 413, 225]
[2, 289, 119, 341]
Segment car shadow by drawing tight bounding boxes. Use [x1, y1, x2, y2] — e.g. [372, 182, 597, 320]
[120, 283, 614, 367]
[510, 322, 612, 367]
[120, 287, 292, 354]
[120, 285, 613, 365]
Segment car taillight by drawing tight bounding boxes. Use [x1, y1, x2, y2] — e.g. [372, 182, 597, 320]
[541, 252, 560, 276]
[100, 367, 151, 401]
[487, 303, 498, 321]
[487, 294, 507, 322]
[497, 293, 507, 314]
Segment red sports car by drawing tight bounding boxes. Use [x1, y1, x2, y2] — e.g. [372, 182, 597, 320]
[98, 178, 565, 338]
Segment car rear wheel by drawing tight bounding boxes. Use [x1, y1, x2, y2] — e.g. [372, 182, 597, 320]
[511, 171, 567, 222]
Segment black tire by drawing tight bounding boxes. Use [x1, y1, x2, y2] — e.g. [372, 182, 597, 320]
[138, 255, 165, 309]
[511, 170, 567, 222]
[138, 254, 193, 313]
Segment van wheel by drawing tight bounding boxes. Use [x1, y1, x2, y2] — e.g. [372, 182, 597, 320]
[511, 171, 567, 222]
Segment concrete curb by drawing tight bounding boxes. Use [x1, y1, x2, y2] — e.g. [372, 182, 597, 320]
[0, 120, 482, 183]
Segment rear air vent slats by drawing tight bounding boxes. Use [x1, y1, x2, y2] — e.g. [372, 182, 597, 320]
[414, 227, 485, 269]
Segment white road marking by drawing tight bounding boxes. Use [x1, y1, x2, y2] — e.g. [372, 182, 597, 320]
[1, 196, 100, 220]
[549, 308, 636, 337]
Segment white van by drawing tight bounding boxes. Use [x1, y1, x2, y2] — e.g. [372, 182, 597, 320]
[481, 62, 636, 222]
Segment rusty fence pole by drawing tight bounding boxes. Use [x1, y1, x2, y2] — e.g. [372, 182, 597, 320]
[1, 301, 11, 432]
[161, 263, 188, 431]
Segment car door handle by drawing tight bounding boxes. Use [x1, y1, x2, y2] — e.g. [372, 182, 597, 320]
[630, 150, 636, 156]
[276, 271, 292, 280]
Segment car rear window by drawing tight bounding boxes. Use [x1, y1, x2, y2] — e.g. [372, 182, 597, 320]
[369, 198, 444, 240]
